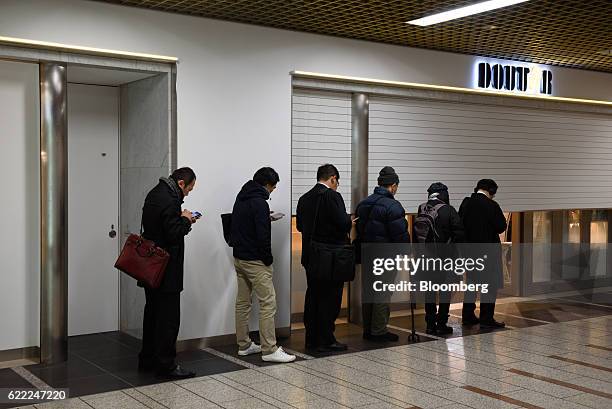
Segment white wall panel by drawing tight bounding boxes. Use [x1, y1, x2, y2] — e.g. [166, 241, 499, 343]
[0, 60, 39, 350]
[368, 96, 612, 213]
[292, 89, 351, 213]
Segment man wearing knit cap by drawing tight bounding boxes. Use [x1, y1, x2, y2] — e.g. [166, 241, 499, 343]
[355, 166, 410, 342]
[414, 182, 464, 335]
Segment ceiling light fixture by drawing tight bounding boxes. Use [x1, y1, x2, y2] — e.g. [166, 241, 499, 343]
[407, 0, 530, 26]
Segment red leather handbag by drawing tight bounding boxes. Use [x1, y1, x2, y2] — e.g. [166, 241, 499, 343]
[114, 232, 169, 289]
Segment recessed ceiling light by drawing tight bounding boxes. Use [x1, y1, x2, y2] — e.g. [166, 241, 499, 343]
[407, 0, 531, 26]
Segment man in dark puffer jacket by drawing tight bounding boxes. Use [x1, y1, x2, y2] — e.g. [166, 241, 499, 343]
[355, 166, 410, 342]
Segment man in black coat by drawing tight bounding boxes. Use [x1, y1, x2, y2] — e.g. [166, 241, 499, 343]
[355, 166, 410, 342]
[459, 179, 507, 328]
[139, 167, 198, 379]
[414, 182, 464, 335]
[231, 167, 295, 363]
[296, 164, 352, 352]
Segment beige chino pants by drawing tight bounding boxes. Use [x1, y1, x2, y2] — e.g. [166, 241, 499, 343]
[234, 258, 278, 355]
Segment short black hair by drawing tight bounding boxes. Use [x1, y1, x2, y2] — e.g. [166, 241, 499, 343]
[253, 167, 280, 186]
[475, 179, 498, 195]
[317, 164, 340, 181]
[170, 167, 196, 185]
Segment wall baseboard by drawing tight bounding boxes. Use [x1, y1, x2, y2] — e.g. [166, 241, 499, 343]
[121, 328, 293, 353]
[0, 346, 39, 363]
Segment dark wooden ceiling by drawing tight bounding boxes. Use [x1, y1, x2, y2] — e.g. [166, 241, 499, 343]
[93, 0, 612, 72]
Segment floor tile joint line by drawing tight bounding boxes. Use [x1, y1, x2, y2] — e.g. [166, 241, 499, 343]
[202, 347, 258, 369]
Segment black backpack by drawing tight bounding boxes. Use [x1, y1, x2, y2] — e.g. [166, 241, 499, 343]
[221, 213, 232, 246]
[414, 202, 446, 243]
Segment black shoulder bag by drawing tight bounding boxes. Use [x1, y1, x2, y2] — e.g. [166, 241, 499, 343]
[307, 191, 355, 282]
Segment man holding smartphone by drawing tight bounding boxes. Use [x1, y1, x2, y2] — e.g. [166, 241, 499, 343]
[138, 167, 198, 379]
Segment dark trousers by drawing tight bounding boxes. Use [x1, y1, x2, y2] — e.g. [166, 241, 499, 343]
[304, 275, 344, 347]
[139, 288, 181, 371]
[462, 287, 498, 321]
[425, 290, 451, 326]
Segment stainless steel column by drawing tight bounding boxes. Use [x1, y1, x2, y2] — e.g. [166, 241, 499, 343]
[40, 63, 68, 364]
[349, 93, 369, 324]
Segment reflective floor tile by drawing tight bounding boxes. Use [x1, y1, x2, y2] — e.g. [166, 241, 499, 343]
[250, 380, 319, 404]
[566, 392, 612, 409]
[122, 389, 166, 409]
[155, 394, 221, 409]
[559, 363, 612, 382]
[445, 373, 522, 394]
[504, 389, 592, 409]
[372, 384, 452, 409]
[220, 369, 275, 386]
[219, 397, 279, 409]
[81, 391, 149, 409]
[505, 362, 576, 381]
[354, 401, 405, 409]
[181, 379, 249, 403]
[432, 387, 519, 409]
[136, 381, 192, 399]
[257, 365, 328, 388]
[499, 375, 581, 398]
[568, 376, 612, 394]
[290, 398, 350, 409]
[445, 360, 509, 379]
[303, 381, 379, 407]
[33, 398, 91, 409]
[381, 370, 457, 392]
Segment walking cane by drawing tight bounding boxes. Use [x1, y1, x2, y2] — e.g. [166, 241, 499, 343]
[408, 300, 420, 342]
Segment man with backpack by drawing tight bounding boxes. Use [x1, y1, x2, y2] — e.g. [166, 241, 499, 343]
[459, 179, 506, 328]
[413, 183, 464, 335]
[355, 166, 410, 342]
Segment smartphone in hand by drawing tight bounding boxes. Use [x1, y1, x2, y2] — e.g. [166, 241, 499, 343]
[192, 211, 203, 219]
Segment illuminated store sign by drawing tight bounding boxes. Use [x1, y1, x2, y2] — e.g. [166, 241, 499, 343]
[475, 61, 552, 95]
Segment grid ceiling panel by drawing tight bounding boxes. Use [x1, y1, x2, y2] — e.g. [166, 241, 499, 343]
[93, 0, 612, 72]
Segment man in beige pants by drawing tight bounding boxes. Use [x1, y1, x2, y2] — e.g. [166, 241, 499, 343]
[230, 167, 295, 363]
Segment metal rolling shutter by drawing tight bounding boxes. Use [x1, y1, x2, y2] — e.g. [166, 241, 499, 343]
[368, 96, 612, 213]
[292, 89, 352, 213]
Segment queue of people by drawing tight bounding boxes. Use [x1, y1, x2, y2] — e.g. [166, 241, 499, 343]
[134, 164, 507, 379]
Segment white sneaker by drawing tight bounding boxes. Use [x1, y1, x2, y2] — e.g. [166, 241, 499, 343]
[238, 343, 262, 356]
[261, 347, 296, 363]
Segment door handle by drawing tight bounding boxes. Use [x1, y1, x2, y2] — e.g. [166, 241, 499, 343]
[109, 224, 117, 238]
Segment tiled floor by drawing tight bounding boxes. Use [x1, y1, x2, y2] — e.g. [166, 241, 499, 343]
[2, 292, 611, 408]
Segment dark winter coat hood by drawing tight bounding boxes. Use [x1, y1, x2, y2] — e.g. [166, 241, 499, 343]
[231, 180, 273, 266]
[236, 180, 270, 202]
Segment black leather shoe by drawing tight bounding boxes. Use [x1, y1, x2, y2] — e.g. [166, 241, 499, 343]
[317, 342, 348, 352]
[157, 365, 196, 379]
[436, 323, 453, 335]
[480, 319, 506, 328]
[425, 326, 438, 335]
[462, 316, 480, 325]
[305, 343, 318, 350]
